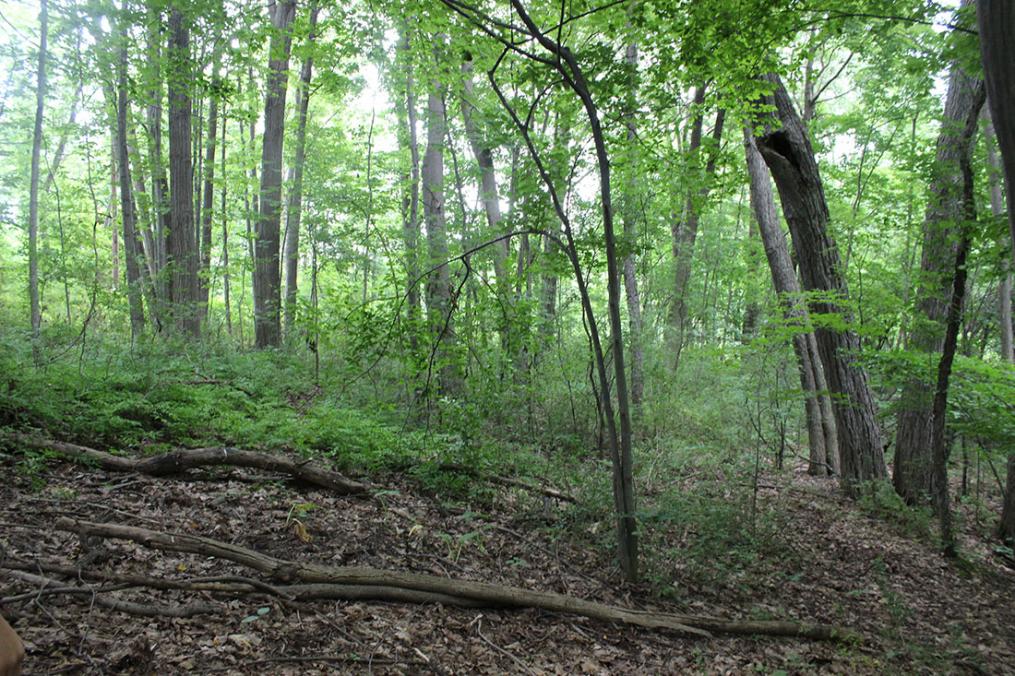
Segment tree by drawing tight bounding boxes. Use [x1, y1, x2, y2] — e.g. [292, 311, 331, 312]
[744, 131, 838, 476]
[167, 5, 201, 337]
[283, 1, 320, 336]
[253, 0, 297, 348]
[27, 0, 48, 360]
[199, 42, 223, 321]
[116, 30, 145, 337]
[752, 73, 886, 496]
[894, 65, 984, 504]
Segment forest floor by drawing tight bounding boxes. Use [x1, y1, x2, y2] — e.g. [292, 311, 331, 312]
[2, 452, 1015, 674]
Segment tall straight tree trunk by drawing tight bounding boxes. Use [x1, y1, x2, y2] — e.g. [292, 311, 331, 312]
[745, 131, 837, 476]
[117, 36, 145, 337]
[146, 13, 170, 308]
[283, 2, 319, 337]
[110, 133, 120, 289]
[977, 0, 1015, 265]
[28, 0, 48, 359]
[620, 38, 644, 408]
[460, 56, 509, 331]
[394, 32, 422, 352]
[422, 62, 461, 396]
[167, 6, 200, 336]
[221, 103, 231, 336]
[199, 48, 222, 321]
[752, 73, 886, 496]
[253, 0, 296, 348]
[986, 115, 1014, 362]
[930, 97, 981, 556]
[894, 65, 985, 504]
[670, 85, 725, 367]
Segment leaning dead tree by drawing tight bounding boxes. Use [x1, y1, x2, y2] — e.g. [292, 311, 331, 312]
[33, 517, 852, 642]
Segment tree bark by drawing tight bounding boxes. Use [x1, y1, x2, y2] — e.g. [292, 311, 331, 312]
[752, 73, 886, 496]
[985, 115, 1014, 363]
[894, 66, 985, 504]
[117, 35, 146, 338]
[146, 12, 170, 309]
[198, 47, 222, 322]
[394, 32, 422, 354]
[422, 52, 461, 397]
[283, 2, 320, 337]
[167, 6, 201, 337]
[253, 0, 296, 348]
[744, 131, 834, 476]
[977, 0, 1015, 265]
[28, 0, 48, 360]
[999, 456, 1015, 545]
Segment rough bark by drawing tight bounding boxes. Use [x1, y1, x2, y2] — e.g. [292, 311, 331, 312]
[283, 3, 319, 337]
[146, 15, 170, 308]
[394, 32, 422, 351]
[744, 131, 833, 476]
[198, 49, 222, 321]
[9, 433, 368, 495]
[422, 54, 461, 396]
[117, 37, 146, 337]
[167, 7, 201, 337]
[999, 456, 1015, 545]
[985, 115, 1014, 363]
[894, 66, 985, 504]
[53, 518, 853, 641]
[977, 0, 1015, 264]
[253, 0, 296, 348]
[28, 0, 47, 359]
[752, 73, 886, 496]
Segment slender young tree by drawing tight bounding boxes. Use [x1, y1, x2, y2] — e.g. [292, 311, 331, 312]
[28, 0, 48, 360]
[117, 33, 145, 337]
[199, 44, 223, 320]
[253, 0, 297, 348]
[620, 35, 644, 408]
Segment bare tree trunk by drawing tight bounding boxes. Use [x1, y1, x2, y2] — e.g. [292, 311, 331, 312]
[422, 59, 461, 397]
[744, 131, 831, 476]
[199, 47, 222, 321]
[894, 65, 984, 504]
[930, 98, 981, 556]
[977, 0, 1015, 265]
[394, 32, 422, 354]
[670, 86, 725, 368]
[752, 73, 886, 496]
[28, 0, 48, 360]
[110, 132, 120, 290]
[999, 456, 1015, 545]
[167, 6, 201, 337]
[985, 115, 1014, 362]
[117, 35, 145, 338]
[146, 13, 170, 309]
[620, 38, 644, 408]
[283, 2, 319, 337]
[253, 0, 296, 348]
[221, 103, 231, 336]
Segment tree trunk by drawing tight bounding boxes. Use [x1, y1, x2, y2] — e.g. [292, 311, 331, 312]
[894, 65, 985, 504]
[930, 98, 980, 556]
[985, 115, 1014, 362]
[744, 131, 831, 476]
[253, 0, 296, 348]
[999, 456, 1015, 545]
[977, 0, 1015, 265]
[752, 73, 886, 496]
[117, 36, 146, 338]
[146, 12, 170, 309]
[199, 48, 222, 322]
[167, 6, 201, 337]
[27, 0, 47, 360]
[394, 32, 422, 355]
[283, 2, 319, 337]
[422, 63, 461, 397]
[670, 86, 725, 368]
[221, 103, 231, 336]
[620, 39, 644, 408]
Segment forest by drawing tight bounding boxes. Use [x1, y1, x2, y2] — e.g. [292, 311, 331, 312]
[0, 0, 1014, 672]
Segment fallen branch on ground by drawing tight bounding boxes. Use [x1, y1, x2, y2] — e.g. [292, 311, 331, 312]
[5, 432, 368, 495]
[433, 462, 576, 503]
[55, 517, 855, 641]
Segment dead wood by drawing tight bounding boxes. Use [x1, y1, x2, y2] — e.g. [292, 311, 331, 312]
[7, 432, 368, 495]
[55, 518, 855, 641]
[3, 570, 215, 618]
[434, 462, 576, 502]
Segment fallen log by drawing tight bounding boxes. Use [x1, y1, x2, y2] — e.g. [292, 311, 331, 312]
[55, 518, 855, 641]
[6, 432, 368, 495]
[433, 462, 576, 503]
